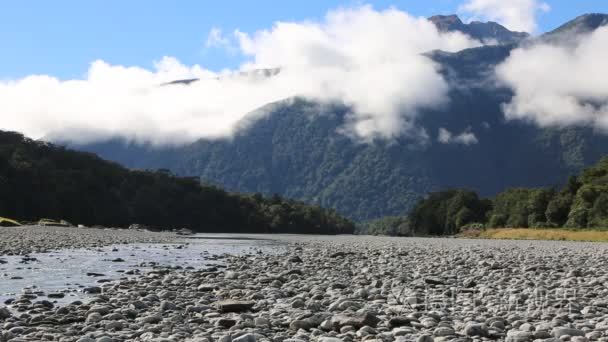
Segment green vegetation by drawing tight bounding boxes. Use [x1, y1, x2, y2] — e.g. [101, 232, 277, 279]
[356, 216, 411, 236]
[408, 189, 491, 235]
[0, 130, 354, 234]
[76, 97, 608, 223]
[408, 157, 608, 235]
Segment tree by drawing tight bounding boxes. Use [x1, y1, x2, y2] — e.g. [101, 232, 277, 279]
[527, 189, 555, 227]
[545, 193, 573, 226]
[409, 190, 490, 235]
[588, 193, 608, 228]
[0, 130, 355, 235]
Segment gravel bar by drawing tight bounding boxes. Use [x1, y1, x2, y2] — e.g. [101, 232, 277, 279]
[2, 235, 608, 342]
[0, 226, 177, 256]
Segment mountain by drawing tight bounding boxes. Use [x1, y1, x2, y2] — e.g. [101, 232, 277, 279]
[540, 13, 608, 45]
[0, 130, 354, 233]
[428, 14, 529, 44]
[163, 68, 281, 86]
[70, 14, 608, 222]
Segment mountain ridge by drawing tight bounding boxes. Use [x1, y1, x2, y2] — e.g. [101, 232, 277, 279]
[428, 14, 529, 44]
[68, 13, 608, 221]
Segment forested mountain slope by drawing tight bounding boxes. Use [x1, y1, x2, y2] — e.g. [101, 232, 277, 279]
[0, 130, 354, 233]
[71, 14, 608, 221]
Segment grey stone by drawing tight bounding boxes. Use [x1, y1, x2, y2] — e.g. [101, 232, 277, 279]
[434, 327, 455, 336]
[290, 319, 313, 330]
[553, 328, 585, 338]
[96, 337, 114, 342]
[217, 300, 255, 313]
[216, 318, 237, 328]
[86, 312, 102, 324]
[506, 331, 533, 342]
[389, 316, 412, 327]
[233, 333, 256, 342]
[464, 323, 489, 337]
[76, 338, 95, 342]
[417, 335, 434, 342]
[139, 314, 162, 324]
[331, 313, 380, 328]
[0, 307, 11, 320]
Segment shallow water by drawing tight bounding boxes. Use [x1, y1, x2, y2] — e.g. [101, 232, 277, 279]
[0, 235, 285, 304]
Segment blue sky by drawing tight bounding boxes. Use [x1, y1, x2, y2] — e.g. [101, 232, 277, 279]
[1, 0, 607, 79]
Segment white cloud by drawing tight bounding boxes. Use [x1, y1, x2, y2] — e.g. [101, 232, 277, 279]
[438, 127, 478, 145]
[0, 5, 481, 145]
[459, 0, 550, 32]
[205, 27, 239, 56]
[206, 27, 231, 48]
[497, 27, 608, 131]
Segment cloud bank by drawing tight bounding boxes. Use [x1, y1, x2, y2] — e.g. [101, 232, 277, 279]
[438, 127, 478, 145]
[497, 27, 608, 131]
[0, 5, 481, 145]
[459, 0, 550, 32]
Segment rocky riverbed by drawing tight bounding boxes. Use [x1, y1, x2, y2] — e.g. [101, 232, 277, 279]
[2, 235, 608, 342]
[0, 226, 177, 255]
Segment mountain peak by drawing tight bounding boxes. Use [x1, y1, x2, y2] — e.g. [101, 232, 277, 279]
[429, 15, 464, 31]
[543, 13, 608, 41]
[428, 14, 529, 45]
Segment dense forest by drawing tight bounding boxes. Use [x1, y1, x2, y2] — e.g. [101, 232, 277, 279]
[0, 130, 354, 234]
[364, 157, 608, 236]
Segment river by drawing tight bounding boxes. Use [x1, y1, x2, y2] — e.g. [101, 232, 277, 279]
[0, 234, 286, 304]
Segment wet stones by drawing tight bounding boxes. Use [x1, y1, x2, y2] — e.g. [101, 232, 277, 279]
[83, 286, 102, 294]
[0, 306, 12, 320]
[47, 292, 65, 299]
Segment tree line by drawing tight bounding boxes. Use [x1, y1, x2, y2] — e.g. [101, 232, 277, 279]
[360, 157, 608, 236]
[0, 130, 354, 234]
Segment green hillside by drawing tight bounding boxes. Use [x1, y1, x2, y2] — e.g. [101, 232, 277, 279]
[0, 130, 354, 234]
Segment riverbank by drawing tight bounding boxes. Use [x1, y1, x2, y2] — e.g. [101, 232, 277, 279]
[2, 236, 608, 341]
[0, 225, 177, 255]
[462, 227, 608, 242]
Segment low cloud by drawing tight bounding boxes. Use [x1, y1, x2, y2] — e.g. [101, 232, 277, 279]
[0, 5, 481, 145]
[438, 127, 478, 145]
[497, 27, 608, 131]
[459, 0, 550, 32]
